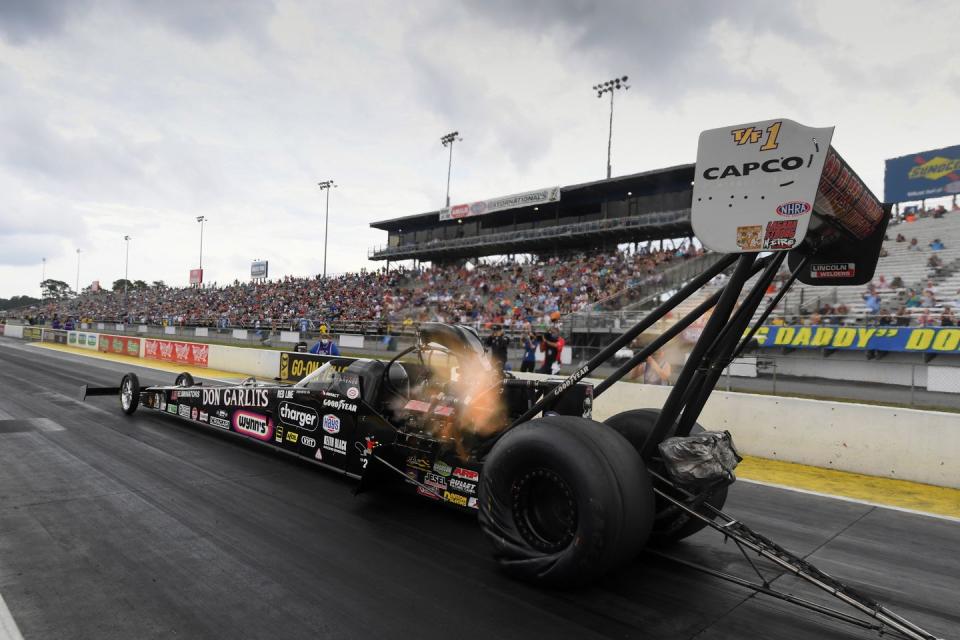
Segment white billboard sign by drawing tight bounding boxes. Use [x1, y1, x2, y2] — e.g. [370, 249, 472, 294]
[440, 186, 560, 222]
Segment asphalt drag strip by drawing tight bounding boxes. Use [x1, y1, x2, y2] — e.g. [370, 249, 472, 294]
[0, 337, 956, 639]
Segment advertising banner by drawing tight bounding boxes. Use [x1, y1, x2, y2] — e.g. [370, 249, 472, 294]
[98, 334, 142, 357]
[251, 260, 269, 279]
[752, 325, 960, 355]
[439, 186, 561, 222]
[278, 352, 356, 383]
[42, 329, 68, 345]
[22, 327, 42, 340]
[68, 330, 100, 350]
[189, 268, 204, 285]
[884, 145, 960, 203]
[0, 324, 4, 336]
[144, 338, 209, 367]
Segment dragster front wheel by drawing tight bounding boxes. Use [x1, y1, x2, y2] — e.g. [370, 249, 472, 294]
[120, 373, 141, 415]
[478, 415, 654, 587]
[604, 408, 729, 544]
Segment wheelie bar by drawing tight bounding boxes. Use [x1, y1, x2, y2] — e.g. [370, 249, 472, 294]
[649, 472, 944, 640]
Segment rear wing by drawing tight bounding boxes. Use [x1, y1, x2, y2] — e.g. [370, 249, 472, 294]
[692, 118, 889, 285]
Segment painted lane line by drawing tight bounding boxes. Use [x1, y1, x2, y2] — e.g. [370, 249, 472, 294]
[739, 478, 960, 523]
[0, 592, 25, 640]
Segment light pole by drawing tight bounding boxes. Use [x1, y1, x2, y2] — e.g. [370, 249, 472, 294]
[317, 180, 336, 278]
[196, 216, 207, 270]
[440, 131, 461, 207]
[593, 75, 629, 179]
[124, 235, 131, 314]
[75, 248, 81, 295]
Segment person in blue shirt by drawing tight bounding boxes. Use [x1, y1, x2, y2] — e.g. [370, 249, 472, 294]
[309, 330, 340, 355]
[521, 331, 538, 372]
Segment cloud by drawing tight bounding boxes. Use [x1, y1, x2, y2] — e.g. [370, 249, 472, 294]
[0, 0, 93, 44]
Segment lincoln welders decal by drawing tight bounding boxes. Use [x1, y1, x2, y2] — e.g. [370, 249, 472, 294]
[232, 410, 273, 441]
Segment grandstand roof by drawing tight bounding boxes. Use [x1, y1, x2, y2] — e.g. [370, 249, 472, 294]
[368, 164, 696, 261]
[370, 163, 694, 230]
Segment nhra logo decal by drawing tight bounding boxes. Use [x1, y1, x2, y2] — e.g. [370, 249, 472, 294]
[322, 398, 357, 413]
[278, 402, 319, 430]
[322, 414, 341, 434]
[452, 467, 479, 482]
[232, 411, 273, 441]
[775, 201, 811, 217]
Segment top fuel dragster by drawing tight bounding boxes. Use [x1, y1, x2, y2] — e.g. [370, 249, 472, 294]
[84, 119, 944, 639]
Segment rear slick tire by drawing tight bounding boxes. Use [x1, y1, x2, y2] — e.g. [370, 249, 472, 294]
[603, 408, 728, 545]
[478, 415, 654, 587]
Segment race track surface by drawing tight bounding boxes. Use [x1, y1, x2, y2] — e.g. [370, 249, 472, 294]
[0, 337, 957, 640]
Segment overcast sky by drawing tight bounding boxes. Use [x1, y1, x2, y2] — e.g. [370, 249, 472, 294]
[0, 0, 957, 298]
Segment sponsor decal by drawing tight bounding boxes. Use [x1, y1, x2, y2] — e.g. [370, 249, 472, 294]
[448, 478, 476, 495]
[314, 448, 323, 461]
[406, 456, 431, 471]
[301, 435, 316, 448]
[453, 467, 479, 482]
[763, 219, 798, 250]
[345, 386, 360, 400]
[403, 399, 431, 412]
[322, 414, 341, 434]
[703, 156, 805, 181]
[285, 430, 299, 443]
[209, 416, 230, 429]
[198, 411, 209, 423]
[278, 401, 319, 430]
[176, 389, 201, 398]
[322, 435, 347, 455]
[433, 405, 454, 417]
[201, 387, 269, 408]
[736, 225, 763, 251]
[322, 397, 358, 413]
[216, 409, 229, 419]
[277, 389, 294, 399]
[467, 497, 478, 510]
[191, 407, 199, 421]
[443, 491, 468, 507]
[232, 411, 273, 441]
[775, 200, 811, 217]
[730, 121, 781, 150]
[144, 339, 208, 367]
[166, 404, 178, 414]
[424, 473, 446, 491]
[809, 262, 856, 279]
[158, 395, 167, 411]
[275, 424, 285, 442]
[417, 486, 441, 500]
[432, 460, 453, 477]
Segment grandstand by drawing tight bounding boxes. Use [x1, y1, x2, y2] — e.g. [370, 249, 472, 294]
[368, 166, 695, 263]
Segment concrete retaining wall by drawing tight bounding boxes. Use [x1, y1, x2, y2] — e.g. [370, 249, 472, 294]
[207, 345, 281, 379]
[516, 373, 960, 489]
